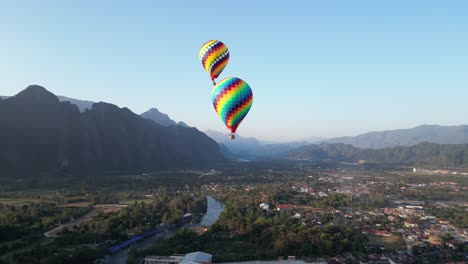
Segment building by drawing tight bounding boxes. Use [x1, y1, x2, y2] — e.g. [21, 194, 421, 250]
[293, 213, 302, 219]
[374, 230, 392, 237]
[427, 235, 442, 246]
[259, 203, 270, 210]
[276, 204, 296, 211]
[180, 252, 212, 264]
[404, 221, 418, 228]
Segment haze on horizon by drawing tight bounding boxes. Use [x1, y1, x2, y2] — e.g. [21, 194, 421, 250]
[1, 1, 467, 141]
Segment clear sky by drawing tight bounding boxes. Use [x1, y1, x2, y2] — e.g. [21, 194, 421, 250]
[1, 1, 467, 141]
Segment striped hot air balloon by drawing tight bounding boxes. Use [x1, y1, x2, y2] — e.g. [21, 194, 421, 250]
[199, 40, 229, 84]
[212, 77, 253, 139]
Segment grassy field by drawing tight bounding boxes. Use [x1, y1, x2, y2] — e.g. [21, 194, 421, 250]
[366, 233, 406, 250]
[1, 188, 57, 197]
[58, 202, 91, 207]
[119, 198, 155, 205]
[0, 198, 41, 206]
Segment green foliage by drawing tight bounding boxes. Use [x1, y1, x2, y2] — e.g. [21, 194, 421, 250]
[0, 202, 89, 242]
[139, 192, 368, 263]
[291, 142, 468, 167]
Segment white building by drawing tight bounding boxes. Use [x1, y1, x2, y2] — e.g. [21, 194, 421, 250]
[259, 203, 270, 210]
[180, 252, 212, 264]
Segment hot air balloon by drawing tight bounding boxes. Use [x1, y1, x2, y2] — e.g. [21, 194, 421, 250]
[199, 40, 229, 85]
[212, 77, 253, 139]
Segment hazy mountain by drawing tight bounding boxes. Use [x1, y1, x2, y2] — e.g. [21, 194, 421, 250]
[300, 136, 326, 143]
[204, 130, 261, 158]
[140, 108, 178, 127]
[323, 125, 468, 149]
[56, 96, 95, 112]
[290, 142, 468, 168]
[0, 85, 223, 172]
[204, 130, 309, 159]
[205, 130, 261, 145]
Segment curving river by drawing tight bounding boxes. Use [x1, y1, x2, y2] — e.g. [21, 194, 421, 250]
[200, 195, 225, 226]
[104, 195, 224, 264]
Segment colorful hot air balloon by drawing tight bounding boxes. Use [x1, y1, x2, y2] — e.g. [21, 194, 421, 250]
[199, 40, 229, 84]
[212, 77, 253, 139]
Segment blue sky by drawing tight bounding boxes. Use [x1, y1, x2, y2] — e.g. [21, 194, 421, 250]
[1, 1, 467, 141]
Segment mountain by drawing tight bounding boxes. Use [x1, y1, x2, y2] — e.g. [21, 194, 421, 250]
[56, 96, 94, 112]
[204, 130, 262, 158]
[140, 108, 178, 127]
[57, 97, 193, 127]
[204, 130, 309, 159]
[205, 130, 261, 146]
[290, 142, 468, 168]
[0, 85, 223, 172]
[177, 121, 190, 128]
[57, 98, 193, 127]
[323, 125, 468, 149]
[2, 95, 95, 112]
[300, 136, 326, 143]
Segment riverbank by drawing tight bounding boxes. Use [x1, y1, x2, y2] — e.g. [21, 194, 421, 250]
[103, 195, 225, 264]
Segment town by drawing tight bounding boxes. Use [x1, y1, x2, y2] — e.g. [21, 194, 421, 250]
[192, 162, 468, 263]
[0, 161, 467, 264]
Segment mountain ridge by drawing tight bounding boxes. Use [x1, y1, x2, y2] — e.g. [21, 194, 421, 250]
[204, 130, 310, 159]
[322, 124, 468, 149]
[140, 108, 178, 127]
[290, 142, 468, 168]
[0, 85, 223, 173]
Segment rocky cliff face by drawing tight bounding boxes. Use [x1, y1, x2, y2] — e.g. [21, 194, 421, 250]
[0, 85, 223, 172]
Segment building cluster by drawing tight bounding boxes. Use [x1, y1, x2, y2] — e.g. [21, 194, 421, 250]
[413, 167, 468, 175]
[383, 201, 467, 252]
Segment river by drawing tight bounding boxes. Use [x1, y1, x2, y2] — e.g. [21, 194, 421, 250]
[200, 195, 225, 226]
[103, 195, 225, 264]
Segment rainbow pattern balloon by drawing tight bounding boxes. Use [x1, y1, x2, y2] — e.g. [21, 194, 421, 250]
[199, 40, 229, 82]
[212, 77, 253, 134]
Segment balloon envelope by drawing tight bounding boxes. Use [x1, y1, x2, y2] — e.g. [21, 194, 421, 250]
[199, 40, 229, 81]
[212, 77, 253, 133]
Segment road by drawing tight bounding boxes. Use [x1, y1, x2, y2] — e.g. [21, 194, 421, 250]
[44, 204, 128, 237]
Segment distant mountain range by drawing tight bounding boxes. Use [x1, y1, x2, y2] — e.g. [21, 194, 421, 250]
[323, 125, 468, 149]
[290, 142, 468, 168]
[204, 130, 310, 159]
[204, 130, 262, 158]
[0, 85, 222, 172]
[3, 87, 468, 167]
[209, 124, 468, 166]
[8, 91, 468, 152]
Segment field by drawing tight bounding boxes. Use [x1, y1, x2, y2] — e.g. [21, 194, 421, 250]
[94, 204, 128, 213]
[119, 198, 156, 205]
[366, 234, 406, 250]
[58, 202, 91, 207]
[0, 198, 41, 206]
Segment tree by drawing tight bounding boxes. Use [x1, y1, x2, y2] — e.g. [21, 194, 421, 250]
[127, 246, 138, 264]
